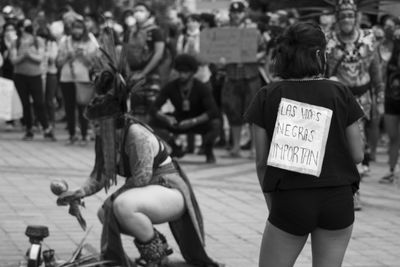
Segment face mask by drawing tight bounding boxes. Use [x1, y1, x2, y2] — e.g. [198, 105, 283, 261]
[5, 30, 17, 41]
[125, 16, 136, 27]
[134, 11, 147, 23]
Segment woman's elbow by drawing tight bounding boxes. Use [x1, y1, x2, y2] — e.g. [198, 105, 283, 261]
[353, 151, 364, 164]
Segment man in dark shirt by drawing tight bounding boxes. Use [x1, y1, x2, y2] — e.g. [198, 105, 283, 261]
[151, 54, 221, 163]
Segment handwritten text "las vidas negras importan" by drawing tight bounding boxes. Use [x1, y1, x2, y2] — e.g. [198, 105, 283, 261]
[268, 99, 332, 176]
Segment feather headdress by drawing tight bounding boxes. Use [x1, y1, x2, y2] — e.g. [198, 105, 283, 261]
[85, 28, 129, 192]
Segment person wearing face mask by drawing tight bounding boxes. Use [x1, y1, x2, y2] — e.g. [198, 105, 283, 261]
[122, 9, 136, 39]
[326, 0, 385, 211]
[10, 18, 55, 141]
[124, 2, 166, 86]
[177, 14, 201, 56]
[151, 54, 220, 163]
[99, 11, 122, 45]
[0, 22, 18, 130]
[56, 17, 98, 145]
[176, 13, 212, 82]
[368, 19, 395, 163]
[124, 2, 170, 124]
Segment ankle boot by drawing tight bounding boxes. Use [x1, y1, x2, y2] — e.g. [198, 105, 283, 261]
[134, 228, 173, 267]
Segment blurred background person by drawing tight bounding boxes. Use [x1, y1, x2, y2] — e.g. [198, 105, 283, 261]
[176, 13, 213, 154]
[10, 18, 54, 140]
[56, 17, 97, 145]
[326, 0, 384, 210]
[380, 21, 400, 184]
[121, 8, 136, 42]
[37, 16, 59, 135]
[221, 1, 265, 158]
[151, 54, 220, 163]
[125, 2, 167, 119]
[84, 13, 100, 38]
[0, 21, 18, 130]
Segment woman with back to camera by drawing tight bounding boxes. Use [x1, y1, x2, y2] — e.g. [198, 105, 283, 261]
[245, 22, 364, 267]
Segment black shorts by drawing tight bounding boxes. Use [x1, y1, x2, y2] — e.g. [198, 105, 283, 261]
[268, 186, 354, 236]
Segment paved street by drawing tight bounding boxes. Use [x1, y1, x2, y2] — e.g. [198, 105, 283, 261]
[0, 127, 400, 267]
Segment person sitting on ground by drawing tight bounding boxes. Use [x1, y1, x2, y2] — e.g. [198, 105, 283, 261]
[151, 54, 220, 163]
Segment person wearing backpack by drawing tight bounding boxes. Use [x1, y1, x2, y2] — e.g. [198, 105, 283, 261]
[10, 18, 55, 141]
[124, 2, 167, 114]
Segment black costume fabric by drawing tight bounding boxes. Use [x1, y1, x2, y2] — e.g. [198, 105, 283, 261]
[99, 119, 219, 266]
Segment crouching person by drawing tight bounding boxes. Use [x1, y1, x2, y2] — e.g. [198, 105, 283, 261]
[56, 61, 222, 267]
[151, 54, 221, 163]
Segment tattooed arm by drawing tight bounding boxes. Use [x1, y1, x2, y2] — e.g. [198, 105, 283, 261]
[75, 136, 107, 198]
[79, 168, 106, 197]
[57, 160, 106, 204]
[124, 124, 158, 188]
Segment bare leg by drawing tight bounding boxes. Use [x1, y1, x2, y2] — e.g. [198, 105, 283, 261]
[366, 115, 381, 160]
[384, 115, 400, 171]
[311, 225, 353, 267]
[259, 222, 308, 267]
[231, 125, 242, 155]
[113, 185, 185, 242]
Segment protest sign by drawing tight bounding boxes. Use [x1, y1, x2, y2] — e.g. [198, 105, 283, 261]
[267, 98, 333, 177]
[200, 27, 258, 63]
[0, 77, 23, 121]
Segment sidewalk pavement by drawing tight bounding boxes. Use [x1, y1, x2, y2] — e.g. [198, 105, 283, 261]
[0, 127, 399, 267]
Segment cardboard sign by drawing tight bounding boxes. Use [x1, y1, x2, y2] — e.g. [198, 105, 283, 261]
[0, 77, 23, 120]
[267, 98, 333, 177]
[200, 27, 258, 64]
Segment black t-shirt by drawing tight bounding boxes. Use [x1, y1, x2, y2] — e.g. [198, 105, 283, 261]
[152, 79, 219, 121]
[244, 79, 364, 193]
[125, 26, 165, 71]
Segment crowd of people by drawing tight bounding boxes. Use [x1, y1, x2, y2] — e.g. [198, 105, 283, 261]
[0, 1, 399, 194]
[1, 0, 399, 266]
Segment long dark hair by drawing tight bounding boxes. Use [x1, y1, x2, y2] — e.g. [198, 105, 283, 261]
[273, 22, 327, 79]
